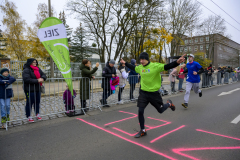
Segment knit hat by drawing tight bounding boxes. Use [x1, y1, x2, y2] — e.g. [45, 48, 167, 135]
[0, 68, 9, 75]
[109, 59, 115, 64]
[139, 52, 149, 61]
[130, 59, 136, 65]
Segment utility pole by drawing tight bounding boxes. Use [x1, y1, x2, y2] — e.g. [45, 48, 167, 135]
[48, 0, 54, 78]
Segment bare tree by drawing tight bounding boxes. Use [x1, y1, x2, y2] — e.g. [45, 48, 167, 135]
[167, 0, 202, 57]
[67, 0, 162, 63]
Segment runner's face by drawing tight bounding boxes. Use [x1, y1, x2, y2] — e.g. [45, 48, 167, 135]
[2, 71, 9, 77]
[140, 59, 148, 66]
[188, 56, 193, 62]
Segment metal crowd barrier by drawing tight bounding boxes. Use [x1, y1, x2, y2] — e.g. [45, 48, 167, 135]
[1, 72, 239, 130]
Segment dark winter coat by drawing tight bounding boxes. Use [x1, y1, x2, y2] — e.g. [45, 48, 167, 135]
[128, 68, 139, 84]
[80, 63, 98, 100]
[0, 75, 16, 99]
[22, 58, 47, 93]
[101, 62, 116, 89]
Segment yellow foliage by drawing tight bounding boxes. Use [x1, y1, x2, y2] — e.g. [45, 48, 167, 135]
[194, 52, 212, 68]
[141, 27, 173, 61]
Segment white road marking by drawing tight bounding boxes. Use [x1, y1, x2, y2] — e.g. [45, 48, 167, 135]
[218, 88, 240, 96]
[231, 115, 240, 124]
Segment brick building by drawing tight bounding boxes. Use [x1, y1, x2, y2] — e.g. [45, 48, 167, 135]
[173, 34, 240, 67]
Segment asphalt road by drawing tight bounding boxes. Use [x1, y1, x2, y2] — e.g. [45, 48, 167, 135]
[1, 82, 240, 160]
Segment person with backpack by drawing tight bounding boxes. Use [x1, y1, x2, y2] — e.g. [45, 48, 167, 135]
[116, 62, 128, 104]
[120, 52, 185, 138]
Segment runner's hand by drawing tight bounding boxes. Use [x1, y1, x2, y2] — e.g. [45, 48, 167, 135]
[177, 54, 186, 64]
[193, 71, 197, 75]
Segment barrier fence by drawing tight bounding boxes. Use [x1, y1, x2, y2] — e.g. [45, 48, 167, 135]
[1, 72, 239, 130]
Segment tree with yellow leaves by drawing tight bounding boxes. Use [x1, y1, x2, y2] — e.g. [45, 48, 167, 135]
[0, 1, 55, 61]
[141, 27, 173, 62]
[0, 0, 29, 60]
[194, 52, 212, 68]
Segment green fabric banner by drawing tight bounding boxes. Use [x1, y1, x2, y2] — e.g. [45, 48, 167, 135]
[37, 17, 73, 95]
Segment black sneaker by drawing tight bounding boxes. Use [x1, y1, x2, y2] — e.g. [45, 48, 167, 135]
[134, 129, 147, 138]
[167, 99, 175, 111]
[182, 103, 188, 108]
[199, 91, 202, 97]
[103, 104, 110, 108]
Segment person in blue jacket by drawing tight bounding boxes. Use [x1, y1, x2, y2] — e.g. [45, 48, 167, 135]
[0, 68, 16, 123]
[128, 59, 139, 101]
[180, 54, 204, 108]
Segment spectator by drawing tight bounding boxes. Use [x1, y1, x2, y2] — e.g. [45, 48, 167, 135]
[212, 66, 218, 85]
[178, 64, 186, 92]
[100, 60, 116, 107]
[128, 59, 139, 101]
[80, 59, 99, 112]
[207, 64, 214, 86]
[219, 67, 225, 84]
[169, 67, 178, 93]
[63, 84, 77, 116]
[0, 68, 16, 123]
[22, 58, 47, 122]
[116, 62, 128, 104]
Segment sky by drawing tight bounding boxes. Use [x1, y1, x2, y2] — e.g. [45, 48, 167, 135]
[0, 0, 240, 45]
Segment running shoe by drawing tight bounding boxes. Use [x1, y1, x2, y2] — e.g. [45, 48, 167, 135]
[1, 117, 6, 123]
[182, 103, 188, 108]
[167, 99, 175, 111]
[134, 129, 147, 138]
[7, 114, 10, 121]
[199, 90, 202, 97]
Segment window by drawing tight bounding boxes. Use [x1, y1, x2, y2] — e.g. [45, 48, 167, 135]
[200, 37, 203, 42]
[185, 40, 188, 44]
[180, 47, 183, 52]
[195, 38, 198, 43]
[194, 46, 198, 51]
[206, 44, 209, 50]
[206, 36, 209, 41]
[189, 40, 192, 43]
[205, 54, 207, 58]
[200, 45, 203, 50]
[184, 47, 188, 52]
[189, 46, 192, 51]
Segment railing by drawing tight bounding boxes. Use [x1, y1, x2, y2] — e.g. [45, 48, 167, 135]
[1, 72, 239, 130]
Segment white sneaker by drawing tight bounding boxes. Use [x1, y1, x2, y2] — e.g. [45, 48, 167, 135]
[117, 100, 124, 104]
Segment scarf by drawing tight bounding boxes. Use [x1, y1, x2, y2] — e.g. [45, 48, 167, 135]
[0, 74, 10, 79]
[30, 65, 42, 86]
